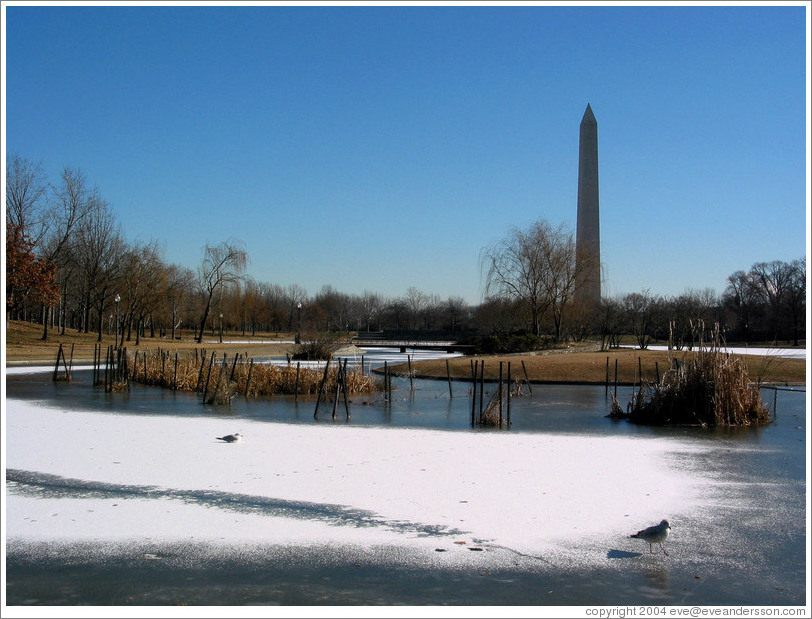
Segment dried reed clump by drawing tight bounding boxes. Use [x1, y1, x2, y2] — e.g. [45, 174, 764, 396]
[127, 350, 381, 398]
[612, 325, 771, 427]
[479, 394, 503, 426]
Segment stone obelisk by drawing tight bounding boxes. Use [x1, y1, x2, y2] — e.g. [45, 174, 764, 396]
[576, 103, 601, 306]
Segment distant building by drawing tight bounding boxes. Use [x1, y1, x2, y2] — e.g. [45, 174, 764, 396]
[575, 103, 601, 306]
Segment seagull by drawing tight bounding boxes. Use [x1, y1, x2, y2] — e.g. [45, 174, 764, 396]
[216, 433, 242, 443]
[630, 519, 671, 556]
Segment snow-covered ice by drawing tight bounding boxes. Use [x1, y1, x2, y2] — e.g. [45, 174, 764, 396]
[5, 396, 709, 566]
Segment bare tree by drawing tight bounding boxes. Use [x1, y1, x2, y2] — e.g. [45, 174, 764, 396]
[73, 198, 125, 341]
[283, 283, 308, 335]
[195, 239, 248, 343]
[259, 283, 289, 333]
[723, 270, 762, 342]
[39, 167, 97, 338]
[47, 167, 96, 263]
[750, 260, 795, 340]
[666, 288, 720, 350]
[783, 258, 805, 346]
[483, 218, 585, 338]
[619, 290, 664, 350]
[117, 241, 165, 346]
[404, 286, 430, 330]
[537, 222, 581, 340]
[163, 264, 196, 339]
[443, 296, 468, 334]
[6, 154, 49, 246]
[595, 297, 622, 351]
[359, 291, 383, 332]
[238, 278, 266, 336]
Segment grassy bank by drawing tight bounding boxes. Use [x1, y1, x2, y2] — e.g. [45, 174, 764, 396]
[4, 320, 297, 366]
[4, 320, 806, 385]
[388, 346, 806, 386]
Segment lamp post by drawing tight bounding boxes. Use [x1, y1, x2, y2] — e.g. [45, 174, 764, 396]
[295, 302, 302, 344]
[219, 313, 224, 344]
[114, 294, 121, 349]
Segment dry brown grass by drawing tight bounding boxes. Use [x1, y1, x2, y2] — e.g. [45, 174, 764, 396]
[393, 346, 805, 386]
[126, 349, 380, 401]
[5, 320, 298, 365]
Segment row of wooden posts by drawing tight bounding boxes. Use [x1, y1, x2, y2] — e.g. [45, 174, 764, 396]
[52, 343, 74, 382]
[56, 345, 699, 427]
[467, 360, 534, 428]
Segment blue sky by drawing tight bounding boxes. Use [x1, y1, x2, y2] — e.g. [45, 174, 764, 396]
[4, 2, 809, 304]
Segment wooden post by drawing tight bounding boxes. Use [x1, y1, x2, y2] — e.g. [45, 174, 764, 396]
[68, 344, 75, 379]
[195, 352, 206, 392]
[230, 354, 239, 381]
[295, 362, 300, 403]
[245, 359, 254, 398]
[202, 351, 216, 403]
[332, 361, 341, 419]
[52, 343, 63, 382]
[521, 360, 533, 396]
[498, 361, 503, 427]
[605, 356, 610, 395]
[95, 343, 99, 384]
[314, 358, 331, 418]
[446, 358, 453, 398]
[173, 353, 179, 390]
[209, 355, 230, 406]
[115, 347, 123, 383]
[123, 348, 130, 391]
[614, 358, 618, 398]
[638, 356, 642, 393]
[506, 362, 512, 426]
[384, 360, 389, 403]
[470, 359, 478, 426]
[342, 359, 350, 420]
[104, 345, 111, 392]
[407, 355, 414, 391]
[478, 361, 485, 420]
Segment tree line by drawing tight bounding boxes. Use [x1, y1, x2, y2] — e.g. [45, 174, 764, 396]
[6, 154, 806, 349]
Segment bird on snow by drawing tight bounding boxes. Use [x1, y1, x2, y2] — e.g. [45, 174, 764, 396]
[216, 433, 242, 443]
[630, 519, 671, 555]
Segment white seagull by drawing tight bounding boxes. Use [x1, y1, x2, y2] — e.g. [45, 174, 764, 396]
[216, 433, 242, 443]
[630, 519, 671, 556]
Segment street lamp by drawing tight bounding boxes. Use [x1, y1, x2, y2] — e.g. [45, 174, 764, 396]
[295, 302, 302, 344]
[114, 294, 121, 349]
[219, 313, 224, 344]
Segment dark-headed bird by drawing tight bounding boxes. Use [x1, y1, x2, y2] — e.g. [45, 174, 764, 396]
[631, 519, 671, 555]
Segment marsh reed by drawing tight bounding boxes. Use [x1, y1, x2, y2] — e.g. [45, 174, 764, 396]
[610, 324, 771, 427]
[126, 348, 381, 401]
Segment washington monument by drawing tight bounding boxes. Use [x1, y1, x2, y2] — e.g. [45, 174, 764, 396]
[576, 103, 601, 306]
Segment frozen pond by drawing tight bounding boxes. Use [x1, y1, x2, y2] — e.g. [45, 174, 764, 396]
[3, 353, 808, 608]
